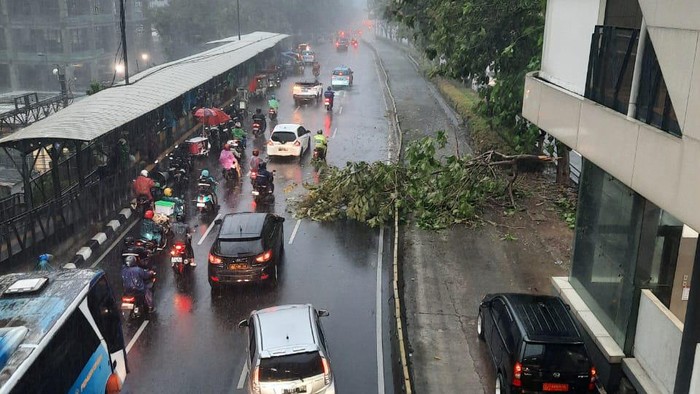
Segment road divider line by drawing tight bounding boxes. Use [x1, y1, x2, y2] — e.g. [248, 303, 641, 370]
[198, 213, 222, 245]
[92, 218, 140, 268]
[332, 127, 338, 138]
[294, 106, 300, 113]
[288, 219, 301, 244]
[126, 320, 149, 354]
[339, 106, 343, 115]
[236, 361, 248, 389]
[376, 226, 385, 394]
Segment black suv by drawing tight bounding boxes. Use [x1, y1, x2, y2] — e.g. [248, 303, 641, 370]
[336, 38, 349, 51]
[208, 212, 285, 289]
[477, 293, 597, 393]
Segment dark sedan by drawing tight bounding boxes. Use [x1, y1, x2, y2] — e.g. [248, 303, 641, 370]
[208, 212, 285, 289]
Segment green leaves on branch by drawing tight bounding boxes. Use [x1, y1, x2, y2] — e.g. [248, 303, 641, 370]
[294, 132, 515, 230]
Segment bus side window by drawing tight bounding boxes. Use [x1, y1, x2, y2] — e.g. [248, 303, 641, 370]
[13, 311, 100, 393]
[87, 277, 124, 354]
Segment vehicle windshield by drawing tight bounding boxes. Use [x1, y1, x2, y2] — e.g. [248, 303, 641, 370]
[333, 70, 349, 76]
[214, 239, 262, 257]
[259, 351, 323, 382]
[271, 131, 297, 143]
[302, 51, 314, 56]
[522, 343, 589, 372]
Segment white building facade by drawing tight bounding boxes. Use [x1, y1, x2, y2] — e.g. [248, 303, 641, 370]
[522, 0, 700, 392]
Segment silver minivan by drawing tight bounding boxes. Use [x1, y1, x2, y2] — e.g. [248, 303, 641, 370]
[239, 304, 336, 394]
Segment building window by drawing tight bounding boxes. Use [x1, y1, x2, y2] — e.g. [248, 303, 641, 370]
[585, 26, 639, 114]
[604, 0, 643, 29]
[0, 65, 10, 90]
[570, 159, 644, 350]
[635, 36, 681, 137]
[71, 29, 88, 52]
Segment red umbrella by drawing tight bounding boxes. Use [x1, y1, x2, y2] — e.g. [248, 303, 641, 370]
[194, 107, 231, 126]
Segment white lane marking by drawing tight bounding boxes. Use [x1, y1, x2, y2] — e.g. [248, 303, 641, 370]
[376, 226, 385, 394]
[288, 219, 301, 244]
[126, 320, 149, 354]
[236, 361, 249, 389]
[197, 213, 222, 245]
[339, 106, 343, 115]
[332, 127, 338, 138]
[92, 218, 141, 267]
[294, 106, 300, 113]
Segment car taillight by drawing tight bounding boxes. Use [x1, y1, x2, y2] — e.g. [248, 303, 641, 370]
[267, 140, 273, 145]
[336, 42, 339, 47]
[122, 296, 135, 303]
[171, 244, 184, 255]
[294, 140, 301, 146]
[324, 98, 330, 103]
[588, 366, 597, 391]
[513, 361, 522, 387]
[251, 171, 257, 179]
[251, 366, 260, 394]
[322, 357, 331, 385]
[255, 250, 272, 263]
[209, 254, 222, 264]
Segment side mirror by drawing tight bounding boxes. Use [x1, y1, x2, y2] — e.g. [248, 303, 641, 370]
[277, 216, 286, 223]
[214, 218, 223, 225]
[238, 319, 249, 328]
[317, 309, 329, 318]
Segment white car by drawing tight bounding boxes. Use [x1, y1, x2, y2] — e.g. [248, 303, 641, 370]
[266, 123, 312, 160]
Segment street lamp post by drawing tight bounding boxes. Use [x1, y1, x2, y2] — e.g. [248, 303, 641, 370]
[52, 65, 69, 107]
[237, 0, 241, 40]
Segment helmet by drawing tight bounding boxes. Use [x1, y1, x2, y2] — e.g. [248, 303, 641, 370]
[164, 188, 173, 197]
[201, 169, 209, 178]
[176, 213, 185, 222]
[271, 95, 276, 100]
[252, 148, 260, 156]
[118, 138, 126, 145]
[140, 169, 148, 177]
[124, 236, 135, 246]
[144, 210, 154, 220]
[124, 255, 137, 267]
[259, 162, 267, 170]
[38, 253, 50, 262]
[235, 122, 242, 128]
[327, 86, 332, 91]
[256, 108, 262, 114]
[317, 129, 323, 135]
[224, 143, 231, 151]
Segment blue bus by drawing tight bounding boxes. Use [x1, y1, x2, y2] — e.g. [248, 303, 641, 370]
[0, 269, 127, 393]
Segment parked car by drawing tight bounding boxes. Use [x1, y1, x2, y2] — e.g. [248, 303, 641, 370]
[266, 123, 312, 161]
[477, 293, 597, 394]
[331, 66, 353, 88]
[207, 212, 285, 289]
[239, 304, 335, 394]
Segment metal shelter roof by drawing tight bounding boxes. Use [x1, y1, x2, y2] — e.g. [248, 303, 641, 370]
[0, 31, 289, 153]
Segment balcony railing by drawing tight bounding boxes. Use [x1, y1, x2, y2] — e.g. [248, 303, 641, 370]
[585, 26, 639, 114]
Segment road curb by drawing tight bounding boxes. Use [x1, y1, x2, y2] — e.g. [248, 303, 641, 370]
[363, 37, 413, 394]
[68, 206, 136, 267]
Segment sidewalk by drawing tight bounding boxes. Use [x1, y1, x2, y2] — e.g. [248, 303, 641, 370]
[369, 35, 574, 393]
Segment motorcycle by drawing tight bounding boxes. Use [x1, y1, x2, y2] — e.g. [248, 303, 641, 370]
[227, 139, 244, 160]
[121, 273, 156, 321]
[268, 107, 278, 121]
[324, 97, 333, 111]
[134, 194, 151, 214]
[195, 182, 217, 214]
[313, 68, 320, 78]
[252, 179, 274, 203]
[252, 120, 265, 137]
[170, 242, 192, 276]
[313, 146, 327, 161]
[206, 125, 222, 151]
[186, 136, 211, 158]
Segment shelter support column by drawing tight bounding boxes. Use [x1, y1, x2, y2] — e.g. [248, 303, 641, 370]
[675, 237, 700, 393]
[20, 152, 33, 210]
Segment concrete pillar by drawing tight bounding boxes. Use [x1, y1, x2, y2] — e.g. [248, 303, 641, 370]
[674, 237, 700, 393]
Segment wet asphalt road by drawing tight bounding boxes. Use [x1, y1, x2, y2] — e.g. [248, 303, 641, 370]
[95, 40, 396, 393]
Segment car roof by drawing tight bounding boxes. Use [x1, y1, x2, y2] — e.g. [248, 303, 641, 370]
[496, 293, 583, 343]
[219, 212, 267, 239]
[333, 66, 351, 71]
[272, 124, 302, 133]
[254, 304, 318, 357]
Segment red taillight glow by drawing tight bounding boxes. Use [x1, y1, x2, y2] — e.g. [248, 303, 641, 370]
[513, 362, 522, 387]
[251, 171, 257, 179]
[209, 254, 222, 264]
[251, 366, 260, 394]
[122, 296, 135, 303]
[294, 140, 301, 146]
[322, 357, 331, 385]
[588, 366, 597, 390]
[255, 250, 272, 263]
[335, 42, 339, 47]
[210, 276, 219, 282]
[267, 140, 273, 145]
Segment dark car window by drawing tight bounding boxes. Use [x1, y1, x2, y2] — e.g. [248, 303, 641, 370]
[249, 318, 256, 362]
[214, 239, 263, 257]
[271, 131, 297, 143]
[492, 299, 515, 351]
[259, 351, 324, 382]
[522, 343, 590, 372]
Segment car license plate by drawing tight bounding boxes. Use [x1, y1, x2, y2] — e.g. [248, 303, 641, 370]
[172, 257, 182, 262]
[543, 383, 569, 392]
[283, 387, 307, 394]
[229, 263, 247, 270]
[252, 190, 260, 196]
[196, 202, 205, 207]
[121, 303, 134, 310]
[278, 147, 287, 151]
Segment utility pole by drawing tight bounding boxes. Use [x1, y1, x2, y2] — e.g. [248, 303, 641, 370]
[237, 0, 241, 40]
[119, 0, 130, 85]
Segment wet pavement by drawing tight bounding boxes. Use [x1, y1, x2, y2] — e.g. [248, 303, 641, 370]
[90, 41, 396, 393]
